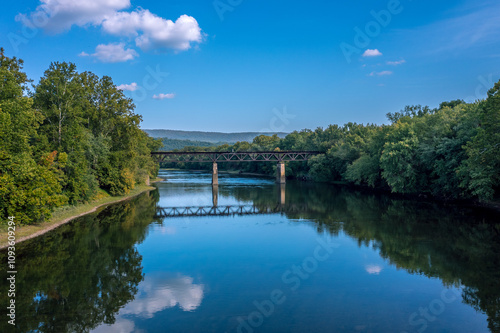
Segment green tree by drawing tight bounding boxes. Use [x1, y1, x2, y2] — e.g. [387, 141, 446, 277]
[380, 122, 420, 193]
[0, 49, 66, 224]
[459, 80, 500, 200]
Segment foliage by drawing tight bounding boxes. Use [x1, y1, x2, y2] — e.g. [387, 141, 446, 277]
[458, 83, 500, 201]
[0, 49, 159, 225]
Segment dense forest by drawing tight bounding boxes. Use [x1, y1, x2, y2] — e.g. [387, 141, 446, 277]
[167, 83, 500, 203]
[0, 49, 161, 225]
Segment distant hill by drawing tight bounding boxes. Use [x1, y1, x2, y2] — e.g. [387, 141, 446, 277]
[143, 129, 288, 143]
[158, 138, 222, 151]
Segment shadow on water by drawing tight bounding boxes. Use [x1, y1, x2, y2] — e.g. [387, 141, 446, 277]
[1, 173, 499, 332]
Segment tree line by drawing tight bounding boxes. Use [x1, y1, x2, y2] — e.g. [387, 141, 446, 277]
[168, 82, 500, 202]
[0, 49, 161, 225]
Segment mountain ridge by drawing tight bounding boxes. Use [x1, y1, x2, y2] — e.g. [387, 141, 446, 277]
[143, 129, 288, 143]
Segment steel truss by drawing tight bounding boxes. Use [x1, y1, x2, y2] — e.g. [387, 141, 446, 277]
[151, 151, 321, 163]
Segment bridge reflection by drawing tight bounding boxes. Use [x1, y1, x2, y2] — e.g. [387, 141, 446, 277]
[155, 204, 304, 218]
[155, 184, 306, 218]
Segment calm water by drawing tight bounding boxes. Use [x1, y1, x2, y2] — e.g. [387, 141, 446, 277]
[1, 170, 500, 333]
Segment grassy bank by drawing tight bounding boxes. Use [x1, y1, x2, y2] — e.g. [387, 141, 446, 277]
[0, 178, 163, 249]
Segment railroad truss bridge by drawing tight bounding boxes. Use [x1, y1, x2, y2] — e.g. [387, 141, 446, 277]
[151, 150, 320, 184]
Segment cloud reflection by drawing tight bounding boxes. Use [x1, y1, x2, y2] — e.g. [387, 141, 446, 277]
[91, 273, 204, 333]
[365, 264, 383, 275]
[92, 317, 136, 333]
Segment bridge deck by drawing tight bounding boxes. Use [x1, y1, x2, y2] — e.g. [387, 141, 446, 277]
[151, 150, 321, 163]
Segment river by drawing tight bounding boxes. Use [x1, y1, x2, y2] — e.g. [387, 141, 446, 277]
[1, 170, 499, 333]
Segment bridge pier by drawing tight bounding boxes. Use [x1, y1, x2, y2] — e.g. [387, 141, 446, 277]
[279, 183, 286, 206]
[212, 184, 218, 207]
[212, 162, 218, 186]
[276, 162, 286, 184]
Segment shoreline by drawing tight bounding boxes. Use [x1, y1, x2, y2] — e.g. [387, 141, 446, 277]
[0, 178, 163, 250]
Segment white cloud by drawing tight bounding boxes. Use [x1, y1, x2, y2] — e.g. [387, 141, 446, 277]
[17, 1, 203, 53]
[102, 10, 202, 51]
[117, 82, 138, 91]
[153, 93, 175, 100]
[387, 59, 406, 66]
[362, 49, 383, 57]
[82, 43, 138, 63]
[369, 70, 393, 76]
[16, 0, 131, 33]
[394, 2, 500, 55]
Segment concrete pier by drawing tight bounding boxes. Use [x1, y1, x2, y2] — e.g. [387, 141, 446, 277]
[279, 183, 286, 206]
[212, 184, 219, 207]
[276, 162, 286, 184]
[212, 162, 218, 186]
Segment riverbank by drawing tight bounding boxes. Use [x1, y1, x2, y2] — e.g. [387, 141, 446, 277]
[0, 178, 163, 249]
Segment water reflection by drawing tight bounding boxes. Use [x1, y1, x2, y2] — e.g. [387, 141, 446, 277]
[93, 274, 205, 332]
[365, 264, 383, 275]
[122, 274, 204, 316]
[1, 170, 499, 332]
[153, 172, 500, 332]
[0, 192, 159, 333]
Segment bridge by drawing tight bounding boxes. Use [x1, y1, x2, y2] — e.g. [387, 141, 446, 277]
[154, 203, 309, 218]
[151, 150, 320, 184]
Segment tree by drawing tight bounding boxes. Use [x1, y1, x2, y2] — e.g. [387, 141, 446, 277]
[380, 122, 420, 193]
[386, 105, 434, 123]
[0, 49, 66, 224]
[459, 80, 500, 201]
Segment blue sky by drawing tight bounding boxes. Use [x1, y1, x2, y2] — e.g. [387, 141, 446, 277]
[1, 0, 499, 132]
